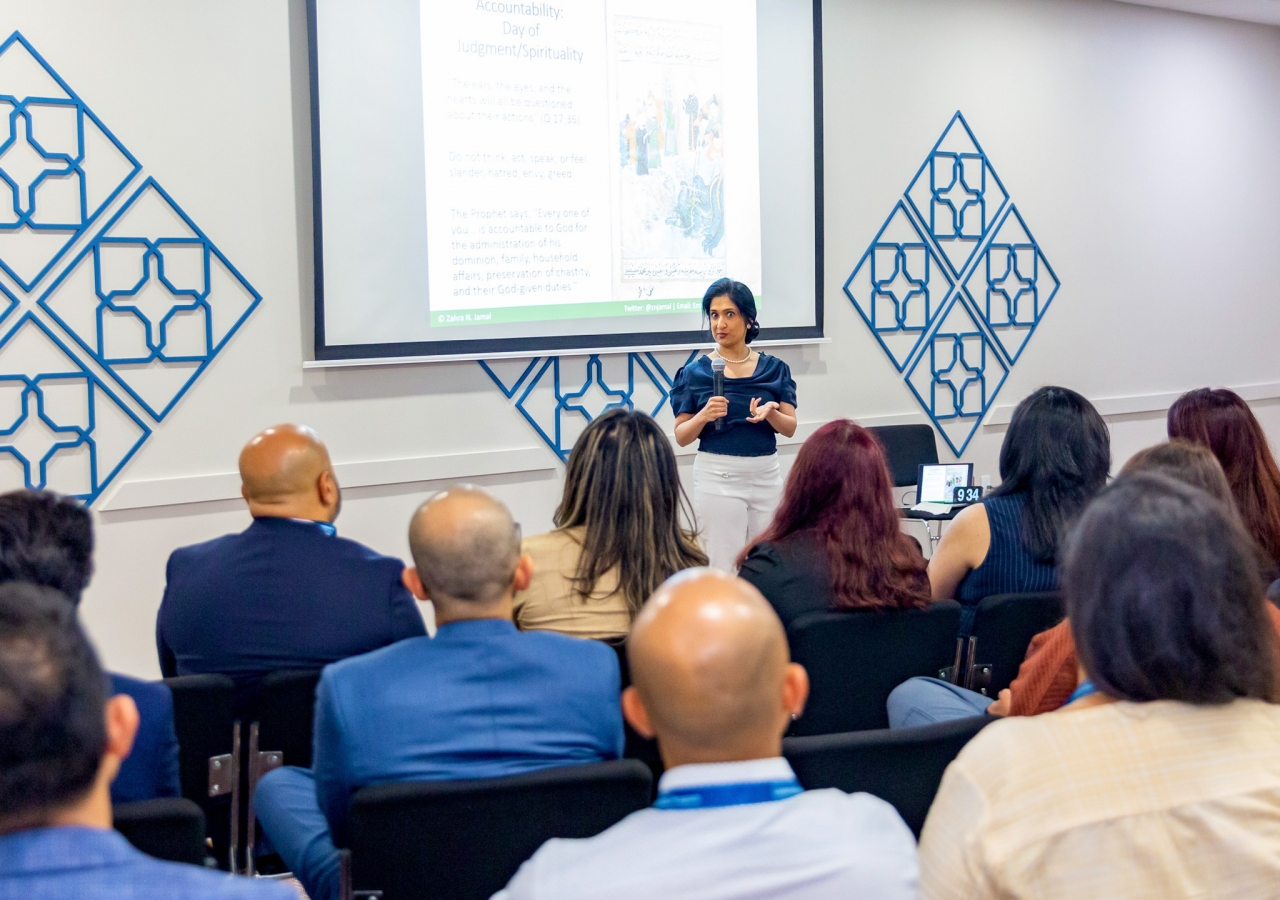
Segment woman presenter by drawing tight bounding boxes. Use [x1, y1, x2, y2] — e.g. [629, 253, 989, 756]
[671, 279, 798, 571]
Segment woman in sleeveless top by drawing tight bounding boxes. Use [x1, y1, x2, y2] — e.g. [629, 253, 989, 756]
[928, 387, 1110, 611]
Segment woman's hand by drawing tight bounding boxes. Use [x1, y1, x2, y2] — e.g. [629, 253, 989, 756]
[747, 398, 779, 423]
[986, 689, 1012, 717]
[674, 396, 727, 446]
[699, 395, 729, 424]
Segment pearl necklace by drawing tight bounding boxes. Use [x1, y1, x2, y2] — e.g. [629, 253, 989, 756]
[716, 348, 752, 364]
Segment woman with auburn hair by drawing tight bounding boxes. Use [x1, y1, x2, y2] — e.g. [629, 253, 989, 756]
[514, 408, 707, 641]
[1168, 387, 1280, 569]
[737, 419, 931, 628]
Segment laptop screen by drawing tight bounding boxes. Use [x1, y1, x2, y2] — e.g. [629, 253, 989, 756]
[916, 464, 973, 504]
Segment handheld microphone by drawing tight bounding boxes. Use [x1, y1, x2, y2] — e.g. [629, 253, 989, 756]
[711, 356, 726, 431]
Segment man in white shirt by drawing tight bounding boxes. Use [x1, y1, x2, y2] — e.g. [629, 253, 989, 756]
[493, 568, 919, 900]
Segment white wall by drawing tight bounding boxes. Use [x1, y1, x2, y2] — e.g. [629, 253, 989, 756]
[3, 0, 1278, 678]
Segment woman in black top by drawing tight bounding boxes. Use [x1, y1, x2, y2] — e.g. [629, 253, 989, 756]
[737, 419, 930, 628]
[671, 279, 797, 571]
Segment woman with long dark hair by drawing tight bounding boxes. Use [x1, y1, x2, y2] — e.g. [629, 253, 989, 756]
[514, 408, 706, 641]
[928, 386, 1110, 606]
[1168, 387, 1280, 569]
[671, 279, 797, 571]
[737, 420, 930, 628]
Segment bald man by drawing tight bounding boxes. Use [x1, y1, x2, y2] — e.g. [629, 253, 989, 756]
[495, 570, 919, 900]
[254, 487, 623, 900]
[156, 425, 425, 706]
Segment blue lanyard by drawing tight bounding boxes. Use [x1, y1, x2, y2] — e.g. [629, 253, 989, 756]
[653, 779, 803, 810]
[289, 518, 337, 537]
[1066, 678, 1099, 705]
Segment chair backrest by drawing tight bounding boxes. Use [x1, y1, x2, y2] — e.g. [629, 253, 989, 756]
[784, 715, 993, 836]
[786, 601, 964, 735]
[254, 668, 322, 769]
[865, 424, 939, 488]
[163, 673, 237, 870]
[164, 673, 237, 801]
[113, 797, 208, 866]
[348, 759, 653, 900]
[969, 592, 1065, 695]
[607, 641, 664, 790]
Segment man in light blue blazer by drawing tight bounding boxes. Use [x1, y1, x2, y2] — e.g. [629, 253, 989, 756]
[254, 487, 624, 900]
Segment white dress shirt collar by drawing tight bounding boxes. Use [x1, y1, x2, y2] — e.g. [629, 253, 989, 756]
[657, 756, 797, 794]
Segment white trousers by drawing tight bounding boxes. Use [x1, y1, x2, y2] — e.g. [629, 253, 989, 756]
[693, 451, 783, 573]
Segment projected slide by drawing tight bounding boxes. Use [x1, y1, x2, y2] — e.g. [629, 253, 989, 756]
[420, 0, 761, 329]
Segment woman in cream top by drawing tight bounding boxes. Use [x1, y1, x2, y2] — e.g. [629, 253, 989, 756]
[514, 409, 705, 642]
[515, 527, 630, 640]
[919, 473, 1280, 899]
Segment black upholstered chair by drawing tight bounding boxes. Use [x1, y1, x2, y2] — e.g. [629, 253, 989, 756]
[608, 641, 663, 791]
[343, 760, 653, 900]
[113, 797, 208, 866]
[164, 673, 239, 871]
[786, 601, 964, 735]
[784, 715, 994, 836]
[964, 592, 1065, 695]
[245, 668, 322, 873]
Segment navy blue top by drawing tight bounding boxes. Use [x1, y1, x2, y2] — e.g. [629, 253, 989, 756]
[108, 674, 180, 805]
[311, 618, 624, 844]
[156, 517, 426, 712]
[955, 492, 1059, 605]
[0, 827, 293, 900]
[670, 353, 797, 457]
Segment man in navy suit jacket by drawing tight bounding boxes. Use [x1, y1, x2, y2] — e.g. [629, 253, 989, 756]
[155, 425, 426, 708]
[254, 487, 624, 900]
[0, 489, 181, 805]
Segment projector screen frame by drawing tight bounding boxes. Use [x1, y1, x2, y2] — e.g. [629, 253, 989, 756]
[307, 0, 825, 363]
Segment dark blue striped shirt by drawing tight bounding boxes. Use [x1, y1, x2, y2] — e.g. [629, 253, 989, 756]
[956, 492, 1059, 606]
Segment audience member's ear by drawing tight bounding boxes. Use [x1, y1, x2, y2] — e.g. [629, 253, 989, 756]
[512, 555, 534, 592]
[621, 686, 655, 739]
[318, 469, 339, 512]
[103, 694, 140, 782]
[402, 567, 429, 601]
[782, 662, 809, 722]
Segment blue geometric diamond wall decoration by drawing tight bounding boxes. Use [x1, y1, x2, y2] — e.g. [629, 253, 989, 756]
[39, 177, 262, 422]
[846, 111, 1060, 456]
[0, 32, 261, 504]
[480, 350, 697, 461]
[0, 313, 149, 505]
[0, 32, 140, 293]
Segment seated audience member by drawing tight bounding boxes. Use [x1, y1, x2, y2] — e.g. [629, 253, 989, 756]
[494, 569, 918, 900]
[156, 424, 425, 708]
[254, 486, 624, 900]
[738, 419, 930, 629]
[888, 439, 1280, 726]
[928, 387, 1109, 618]
[0, 490, 179, 805]
[1169, 387, 1280, 573]
[0, 583, 291, 900]
[918, 474, 1280, 898]
[517, 408, 706, 640]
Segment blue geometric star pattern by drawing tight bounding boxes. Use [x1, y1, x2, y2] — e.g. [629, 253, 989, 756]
[0, 32, 260, 503]
[0, 313, 149, 504]
[39, 178, 261, 421]
[845, 112, 1060, 455]
[0, 32, 140, 293]
[480, 351, 698, 461]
